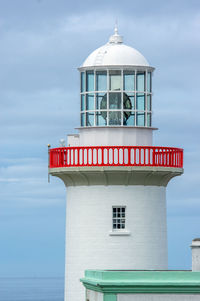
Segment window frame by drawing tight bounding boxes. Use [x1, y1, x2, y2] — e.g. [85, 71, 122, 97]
[112, 206, 126, 231]
[80, 67, 153, 128]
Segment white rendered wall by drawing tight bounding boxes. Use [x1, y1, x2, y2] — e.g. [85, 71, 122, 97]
[67, 134, 80, 147]
[64, 185, 167, 301]
[191, 245, 200, 271]
[69, 127, 154, 147]
[86, 290, 103, 301]
[118, 294, 200, 301]
[192, 248, 200, 271]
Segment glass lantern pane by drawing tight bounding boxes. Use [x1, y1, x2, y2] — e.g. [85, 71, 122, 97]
[109, 70, 121, 91]
[86, 94, 94, 110]
[124, 112, 135, 126]
[96, 112, 107, 126]
[81, 72, 85, 92]
[96, 93, 107, 110]
[123, 71, 135, 91]
[137, 72, 145, 91]
[109, 92, 121, 109]
[86, 71, 94, 91]
[136, 113, 145, 126]
[147, 72, 151, 92]
[96, 71, 107, 91]
[123, 93, 134, 110]
[81, 94, 85, 111]
[147, 94, 151, 111]
[109, 111, 121, 125]
[147, 113, 151, 126]
[81, 113, 85, 126]
[136, 93, 145, 111]
[86, 112, 94, 126]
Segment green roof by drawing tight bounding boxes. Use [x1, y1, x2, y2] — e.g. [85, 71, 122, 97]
[80, 270, 200, 294]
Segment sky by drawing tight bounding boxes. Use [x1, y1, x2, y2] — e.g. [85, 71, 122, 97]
[0, 0, 200, 277]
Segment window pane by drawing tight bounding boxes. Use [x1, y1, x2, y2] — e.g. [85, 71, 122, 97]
[96, 112, 107, 126]
[147, 94, 151, 111]
[147, 72, 151, 92]
[109, 92, 121, 109]
[124, 112, 135, 126]
[81, 113, 85, 126]
[86, 71, 94, 91]
[97, 93, 107, 110]
[109, 111, 121, 125]
[112, 207, 126, 230]
[109, 70, 121, 91]
[86, 94, 94, 110]
[137, 72, 145, 91]
[86, 112, 94, 126]
[136, 93, 145, 111]
[81, 94, 85, 111]
[137, 113, 145, 126]
[96, 71, 107, 91]
[123, 93, 134, 110]
[81, 72, 85, 92]
[123, 71, 135, 91]
[147, 113, 151, 126]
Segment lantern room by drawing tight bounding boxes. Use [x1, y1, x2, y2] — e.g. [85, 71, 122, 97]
[79, 27, 154, 128]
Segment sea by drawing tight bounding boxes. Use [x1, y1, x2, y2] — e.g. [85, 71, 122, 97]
[0, 277, 64, 301]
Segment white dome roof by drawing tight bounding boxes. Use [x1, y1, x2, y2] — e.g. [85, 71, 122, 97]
[81, 28, 149, 68]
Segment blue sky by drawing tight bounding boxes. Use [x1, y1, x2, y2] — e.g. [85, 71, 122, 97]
[0, 0, 200, 277]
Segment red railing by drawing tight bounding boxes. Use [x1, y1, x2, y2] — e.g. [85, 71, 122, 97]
[49, 146, 183, 169]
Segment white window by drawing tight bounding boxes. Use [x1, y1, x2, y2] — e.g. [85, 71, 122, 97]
[112, 206, 126, 230]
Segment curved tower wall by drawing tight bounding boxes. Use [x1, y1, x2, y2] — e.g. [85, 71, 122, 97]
[65, 185, 168, 301]
[77, 127, 154, 147]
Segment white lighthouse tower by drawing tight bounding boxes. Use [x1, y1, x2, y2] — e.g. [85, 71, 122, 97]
[49, 27, 183, 301]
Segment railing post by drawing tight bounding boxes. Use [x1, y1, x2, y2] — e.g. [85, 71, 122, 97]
[117, 147, 119, 165]
[91, 148, 94, 165]
[48, 144, 51, 182]
[138, 147, 141, 166]
[152, 148, 155, 166]
[181, 149, 184, 168]
[87, 148, 89, 166]
[128, 147, 131, 165]
[77, 148, 79, 166]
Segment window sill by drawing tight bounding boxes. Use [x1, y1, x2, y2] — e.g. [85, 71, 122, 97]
[109, 230, 131, 236]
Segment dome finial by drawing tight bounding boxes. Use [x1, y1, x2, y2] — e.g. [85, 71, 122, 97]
[114, 19, 118, 35]
[109, 21, 123, 44]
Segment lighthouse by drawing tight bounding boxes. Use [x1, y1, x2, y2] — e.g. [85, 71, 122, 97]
[49, 27, 183, 301]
